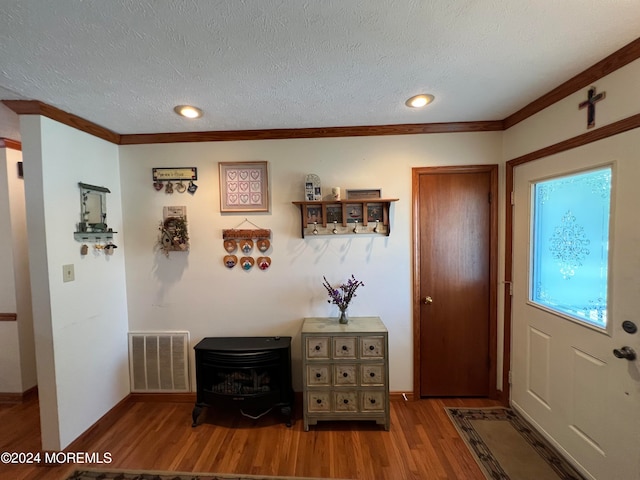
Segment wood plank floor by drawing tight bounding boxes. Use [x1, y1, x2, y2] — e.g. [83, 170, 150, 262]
[0, 395, 502, 479]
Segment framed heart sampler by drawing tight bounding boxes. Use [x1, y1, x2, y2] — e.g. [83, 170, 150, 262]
[219, 161, 269, 213]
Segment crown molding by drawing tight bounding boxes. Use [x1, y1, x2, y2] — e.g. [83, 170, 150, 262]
[504, 36, 640, 129]
[1, 100, 121, 144]
[0, 138, 21, 150]
[118, 121, 504, 145]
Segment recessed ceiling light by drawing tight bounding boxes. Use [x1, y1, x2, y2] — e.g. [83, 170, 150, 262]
[174, 105, 203, 119]
[405, 94, 434, 108]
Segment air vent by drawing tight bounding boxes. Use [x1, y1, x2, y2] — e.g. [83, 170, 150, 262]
[128, 332, 190, 392]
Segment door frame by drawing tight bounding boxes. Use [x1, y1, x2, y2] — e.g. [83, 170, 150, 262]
[502, 115, 640, 405]
[412, 164, 499, 399]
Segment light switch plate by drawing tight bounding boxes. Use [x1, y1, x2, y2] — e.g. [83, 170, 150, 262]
[63, 264, 75, 282]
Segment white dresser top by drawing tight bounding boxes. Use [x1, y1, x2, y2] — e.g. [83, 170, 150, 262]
[302, 317, 387, 334]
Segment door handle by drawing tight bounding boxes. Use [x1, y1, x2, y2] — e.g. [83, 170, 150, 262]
[422, 296, 433, 305]
[613, 346, 636, 361]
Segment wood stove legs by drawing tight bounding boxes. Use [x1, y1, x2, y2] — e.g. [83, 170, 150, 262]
[191, 403, 204, 427]
[281, 405, 293, 427]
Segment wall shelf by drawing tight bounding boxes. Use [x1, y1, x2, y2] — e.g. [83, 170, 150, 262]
[74, 231, 117, 242]
[292, 198, 398, 238]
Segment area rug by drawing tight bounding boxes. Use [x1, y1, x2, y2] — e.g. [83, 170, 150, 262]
[67, 470, 335, 480]
[445, 407, 585, 480]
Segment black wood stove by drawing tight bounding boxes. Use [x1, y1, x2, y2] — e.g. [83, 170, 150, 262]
[192, 336, 294, 427]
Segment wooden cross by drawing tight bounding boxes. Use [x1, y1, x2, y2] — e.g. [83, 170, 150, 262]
[578, 86, 606, 129]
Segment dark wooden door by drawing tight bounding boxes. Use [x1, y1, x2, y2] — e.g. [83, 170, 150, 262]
[415, 166, 496, 397]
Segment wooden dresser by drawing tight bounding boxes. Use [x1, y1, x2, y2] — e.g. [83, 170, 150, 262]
[301, 317, 390, 431]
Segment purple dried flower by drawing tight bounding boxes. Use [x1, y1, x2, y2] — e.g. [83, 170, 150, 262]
[322, 275, 365, 311]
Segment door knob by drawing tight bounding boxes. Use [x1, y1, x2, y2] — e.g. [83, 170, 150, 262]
[423, 296, 433, 305]
[613, 346, 636, 361]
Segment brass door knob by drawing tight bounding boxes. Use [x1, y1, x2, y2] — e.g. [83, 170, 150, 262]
[423, 296, 433, 305]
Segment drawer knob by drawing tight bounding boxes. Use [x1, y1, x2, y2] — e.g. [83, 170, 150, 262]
[342, 345, 348, 351]
[343, 372, 348, 377]
[316, 399, 322, 404]
[315, 373, 322, 378]
[343, 399, 349, 404]
[315, 345, 321, 351]
[370, 398, 376, 404]
[369, 372, 375, 377]
[369, 345, 375, 351]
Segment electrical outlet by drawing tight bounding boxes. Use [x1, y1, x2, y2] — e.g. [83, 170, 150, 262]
[62, 264, 75, 283]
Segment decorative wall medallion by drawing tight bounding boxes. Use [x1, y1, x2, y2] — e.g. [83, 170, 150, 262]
[153, 181, 164, 191]
[257, 256, 271, 270]
[257, 239, 270, 252]
[240, 239, 254, 254]
[224, 239, 237, 253]
[223, 255, 238, 269]
[240, 256, 255, 270]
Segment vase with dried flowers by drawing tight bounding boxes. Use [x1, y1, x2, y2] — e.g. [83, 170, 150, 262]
[322, 275, 365, 324]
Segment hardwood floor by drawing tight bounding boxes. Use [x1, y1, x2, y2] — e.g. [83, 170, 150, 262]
[0, 395, 502, 479]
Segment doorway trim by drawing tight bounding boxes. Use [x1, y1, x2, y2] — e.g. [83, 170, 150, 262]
[412, 164, 499, 399]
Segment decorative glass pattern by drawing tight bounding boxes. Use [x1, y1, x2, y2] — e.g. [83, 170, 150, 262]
[530, 167, 611, 328]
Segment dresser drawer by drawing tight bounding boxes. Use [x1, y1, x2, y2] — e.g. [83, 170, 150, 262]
[334, 391, 358, 412]
[307, 391, 331, 412]
[334, 364, 357, 385]
[306, 337, 330, 359]
[360, 364, 385, 386]
[361, 391, 385, 412]
[307, 365, 331, 386]
[360, 336, 385, 358]
[333, 337, 357, 358]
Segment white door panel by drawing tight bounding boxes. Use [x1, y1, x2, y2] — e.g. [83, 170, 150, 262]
[512, 129, 640, 480]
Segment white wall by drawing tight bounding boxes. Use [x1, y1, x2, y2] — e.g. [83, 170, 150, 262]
[4, 146, 37, 392]
[119, 132, 503, 392]
[0, 146, 22, 393]
[21, 115, 129, 450]
[0, 102, 21, 142]
[504, 59, 640, 160]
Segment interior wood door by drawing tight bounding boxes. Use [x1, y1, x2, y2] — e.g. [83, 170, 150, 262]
[414, 166, 497, 397]
[511, 131, 640, 479]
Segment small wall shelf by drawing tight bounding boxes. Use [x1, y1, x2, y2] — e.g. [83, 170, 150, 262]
[292, 199, 398, 238]
[74, 231, 117, 242]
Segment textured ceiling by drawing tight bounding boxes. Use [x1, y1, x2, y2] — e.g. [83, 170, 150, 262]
[1, 0, 640, 139]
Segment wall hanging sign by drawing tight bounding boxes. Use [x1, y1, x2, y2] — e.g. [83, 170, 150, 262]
[346, 189, 382, 200]
[222, 218, 272, 271]
[219, 161, 269, 213]
[152, 168, 198, 195]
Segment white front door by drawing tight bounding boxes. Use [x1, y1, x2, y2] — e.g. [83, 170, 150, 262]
[512, 129, 640, 480]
